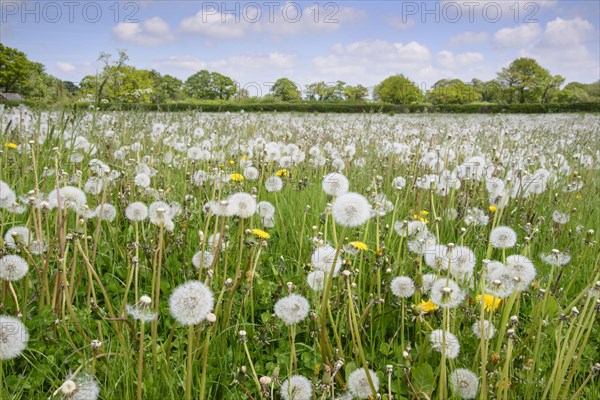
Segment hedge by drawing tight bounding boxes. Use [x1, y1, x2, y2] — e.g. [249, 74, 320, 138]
[2, 100, 599, 114]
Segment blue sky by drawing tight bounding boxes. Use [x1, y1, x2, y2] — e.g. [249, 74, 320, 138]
[2, 0, 599, 93]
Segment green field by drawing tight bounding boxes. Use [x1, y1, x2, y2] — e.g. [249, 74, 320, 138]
[0, 108, 599, 399]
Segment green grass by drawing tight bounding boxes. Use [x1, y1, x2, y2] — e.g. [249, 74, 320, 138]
[0, 109, 599, 399]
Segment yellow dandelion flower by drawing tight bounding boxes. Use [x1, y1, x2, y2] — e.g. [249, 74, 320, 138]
[230, 173, 244, 182]
[416, 300, 438, 313]
[5, 142, 18, 149]
[229, 160, 235, 165]
[575, 194, 582, 199]
[489, 205, 498, 212]
[476, 294, 502, 312]
[241, 155, 248, 160]
[251, 228, 270, 240]
[351, 241, 369, 251]
[420, 210, 429, 216]
[275, 169, 288, 177]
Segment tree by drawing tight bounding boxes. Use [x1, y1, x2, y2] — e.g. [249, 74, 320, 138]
[271, 78, 301, 102]
[185, 70, 236, 100]
[427, 79, 481, 104]
[304, 81, 346, 101]
[343, 84, 369, 101]
[149, 70, 183, 103]
[0, 44, 34, 93]
[497, 58, 556, 103]
[373, 74, 423, 104]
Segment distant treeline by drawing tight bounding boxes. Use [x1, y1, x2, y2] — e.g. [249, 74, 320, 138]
[1, 45, 599, 108]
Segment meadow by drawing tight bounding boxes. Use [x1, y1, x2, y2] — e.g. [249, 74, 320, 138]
[0, 106, 599, 399]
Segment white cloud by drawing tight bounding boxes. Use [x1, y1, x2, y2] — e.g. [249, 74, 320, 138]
[449, 31, 488, 47]
[113, 17, 173, 45]
[494, 24, 541, 48]
[437, 51, 484, 69]
[521, 17, 599, 82]
[56, 62, 76, 73]
[179, 3, 366, 38]
[385, 15, 415, 30]
[153, 56, 207, 71]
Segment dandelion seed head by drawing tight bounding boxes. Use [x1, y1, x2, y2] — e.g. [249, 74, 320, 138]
[472, 320, 496, 340]
[347, 368, 380, 399]
[450, 368, 479, 399]
[280, 375, 312, 400]
[489, 226, 517, 249]
[227, 192, 257, 218]
[430, 329, 460, 359]
[390, 276, 416, 298]
[0, 315, 29, 360]
[0, 254, 29, 281]
[331, 192, 371, 228]
[274, 294, 310, 325]
[322, 173, 349, 197]
[430, 278, 465, 309]
[125, 202, 148, 222]
[169, 281, 214, 326]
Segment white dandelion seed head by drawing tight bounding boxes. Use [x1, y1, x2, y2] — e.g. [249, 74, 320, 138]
[395, 220, 428, 238]
[424, 244, 448, 270]
[134, 172, 151, 188]
[274, 294, 310, 325]
[472, 319, 496, 340]
[256, 201, 276, 218]
[331, 192, 371, 228]
[60, 373, 100, 400]
[192, 250, 214, 270]
[0, 315, 29, 360]
[126, 301, 158, 322]
[227, 192, 257, 218]
[485, 260, 504, 276]
[125, 202, 148, 222]
[331, 158, 345, 171]
[310, 244, 342, 277]
[430, 329, 460, 359]
[169, 281, 214, 326]
[540, 251, 571, 267]
[446, 245, 476, 283]
[48, 186, 87, 211]
[486, 269, 516, 298]
[430, 278, 466, 309]
[94, 203, 117, 222]
[421, 273, 438, 293]
[244, 166, 259, 181]
[552, 210, 570, 225]
[280, 375, 312, 400]
[489, 226, 517, 249]
[0, 254, 29, 281]
[390, 276, 416, 298]
[505, 255, 536, 291]
[347, 368, 380, 399]
[265, 176, 284, 193]
[450, 368, 479, 399]
[4, 226, 30, 248]
[322, 173, 349, 197]
[407, 232, 437, 255]
[306, 270, 326, 292]
[83, 177, 103, 195]
[392, 176, 407, 190]
[0, 181, 17, 209]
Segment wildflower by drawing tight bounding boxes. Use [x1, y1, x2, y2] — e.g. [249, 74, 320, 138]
[416, 300, 438, 313]
[59, 373, 100, 400]
[430, 329, 460, 359]
[424, 244, 448, 270]
[347, 368, 380, 399]
[5, 142, 18, 149]
[395, 220, 427, 238]
[134, 172, 151, 188]
[274, 294, 310, 325]
[244, 166, 259, 180]
[486, 269, 516, 298]
[322, 173, 349, 197]
[421, 275, 437, 294]
[332, 192, 371, 228]
[230, 173, 244, 182]
[169, 281, 214, 326]
[392, 176, 406, 189]
[280, 375, 312, 400]
[94, 203, 117, 222]
[311, 244, 342, 277]
[275, 169, 288, 177]
[192, 251, 214, 270]
[125, 202, 148, 222]
[350, 241, 368, 251]
[476, 294, 502, 312]
[265, 176, 283, 192]
[256, 201, 275, 218]
[540, 250, 571, 267]
[0, 181, 16, 209]
[48, 186, 87, 211]
[390, 276, 416, 298]
[450, 368, 479, 399]
[4, 226, 31, 249]
[472, 320, 496, 340]
[0, 254, 29, 281]
[489, 226, 517, 249]
[505, 255, 536, 291]
[251, 228, 270, 240]
[489, 205, 497, 212]
[229, 160, 235, 165]
[126, 295, 157, 322]
[0, 315, 29, 359]
[552, 210, 570, 224]
[306, 271, 326, 292]
[430, 278, 466, 309]
[446, 246, 476, 282]
[227, 192, 256, 218]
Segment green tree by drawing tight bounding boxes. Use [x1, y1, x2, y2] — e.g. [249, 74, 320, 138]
[271, 78, 301, 102]
[373, 74, 423, 104]
[428, 79, 481, 104]
[497, 58, 557, 103]
[343, 84, 369, 101]
[0, 44, 34, 93]
[185, 70, 236, 100]
[149, 70, 183, 103]
[304, 81, 346, 101]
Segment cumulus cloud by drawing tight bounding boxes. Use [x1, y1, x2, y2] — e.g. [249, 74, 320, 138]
[494, 24, 541, 48]
[56, 62, 76, 73]
[113, 17, 173, 45]
[179, 3, 365, 38]
[437, 51, 485, 69]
